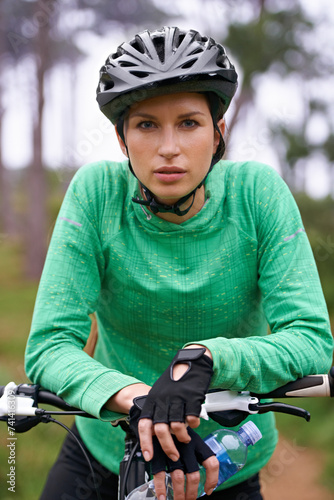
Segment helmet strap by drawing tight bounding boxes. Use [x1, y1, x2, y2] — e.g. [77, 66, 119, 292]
[132, 182, 197, 216]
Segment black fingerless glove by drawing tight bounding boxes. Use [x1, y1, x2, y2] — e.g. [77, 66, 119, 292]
[151, 428, 215, 475]
[140, 347, 213, 424]
[129, 402, 215, 475]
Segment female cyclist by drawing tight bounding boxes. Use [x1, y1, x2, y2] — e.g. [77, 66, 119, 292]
[25, 27, 333, 500]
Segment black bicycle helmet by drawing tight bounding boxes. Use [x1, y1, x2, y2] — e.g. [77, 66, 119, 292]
[97, 26, 237, 123]
[96, 27, 238, 216]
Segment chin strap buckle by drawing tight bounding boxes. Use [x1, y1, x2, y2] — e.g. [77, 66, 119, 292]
[132, 187, 197, 217]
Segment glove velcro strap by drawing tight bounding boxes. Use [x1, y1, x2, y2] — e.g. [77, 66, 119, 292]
[173, 348, 207, 363]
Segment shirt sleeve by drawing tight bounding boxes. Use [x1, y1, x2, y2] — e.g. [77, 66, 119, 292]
[25, 165, 142, 420]
[190, 164, 333, 392]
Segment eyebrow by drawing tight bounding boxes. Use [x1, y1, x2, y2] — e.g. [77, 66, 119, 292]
[129, 111, 206, 120]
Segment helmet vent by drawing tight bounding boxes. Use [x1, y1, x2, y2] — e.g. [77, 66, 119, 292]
[216, 54, 229, 69]
[99, 72, 114, 91]
[130, 71, 149, 78]
[152, 36, 165, 63]
[131, 37, 146, 55]
[119, 61, 136, 67]
[103, 81, 114, 91]
[181, 59, 197, 69]
[189, 48, 204, 55]
[175, 33, 186, 48]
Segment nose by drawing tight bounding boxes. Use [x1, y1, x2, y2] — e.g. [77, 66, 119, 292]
[158, 126, 180, 158]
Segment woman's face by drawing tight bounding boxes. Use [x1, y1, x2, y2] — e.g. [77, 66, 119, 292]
[116, 92, 224, 205]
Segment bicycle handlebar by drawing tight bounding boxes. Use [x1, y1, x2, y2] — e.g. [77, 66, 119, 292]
[1, 367, 334, 429]
[1, 367, 333, 402]
[1, 370, 334, 500]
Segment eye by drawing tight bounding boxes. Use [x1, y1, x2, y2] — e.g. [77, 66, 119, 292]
[181, 119, 198, 128]
[138, 121, 156, 129]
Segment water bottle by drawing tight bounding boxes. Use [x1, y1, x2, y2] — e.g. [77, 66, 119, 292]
[197, 421, 262, 496]
[125, 421, 262, 500]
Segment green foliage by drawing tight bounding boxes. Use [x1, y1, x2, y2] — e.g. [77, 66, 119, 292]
[295, 194, 334, 315]
[276, 192, 334, 488]
[221, 0, 334, 185]
[323, 134, 334, 162]
[277, 128, 311, 167]
[225, 6, 315, 88]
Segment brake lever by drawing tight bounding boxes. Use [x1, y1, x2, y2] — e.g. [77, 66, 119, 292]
[200, 390, 259, 419]
[201, 390, 311, 426]
[249, 401, 311, 421]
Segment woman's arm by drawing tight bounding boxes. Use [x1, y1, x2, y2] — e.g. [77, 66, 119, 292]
[185, 165, 333, 393]
[25, 164, 144, 420]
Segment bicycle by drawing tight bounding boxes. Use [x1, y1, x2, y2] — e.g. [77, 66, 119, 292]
[1, 368, 334, 500]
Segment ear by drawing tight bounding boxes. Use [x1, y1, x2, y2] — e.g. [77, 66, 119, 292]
[115, 125, 128, 157]
[213, 118, 225, 152]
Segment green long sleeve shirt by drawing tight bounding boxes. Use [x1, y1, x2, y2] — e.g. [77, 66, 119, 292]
[25, 159, 333, 489]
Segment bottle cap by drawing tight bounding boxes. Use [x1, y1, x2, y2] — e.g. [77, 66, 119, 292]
[240, 421, 262, 445]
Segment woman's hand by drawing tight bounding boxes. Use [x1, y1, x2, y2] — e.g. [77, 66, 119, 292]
[137, 345, 215, 500]
[153, 454, 219, 500]
[139, 345, 213, 460]
[107, 345, 215, 500]
[149, 427, 219, 500]
[130, 404, 218, 500]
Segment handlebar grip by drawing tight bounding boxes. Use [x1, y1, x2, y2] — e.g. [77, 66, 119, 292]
[0, 384, 91, 416]
[20, 385, 92, 415]
[37, 389, 86, 412]
[329, 367, 334, 397]
[251, 373, 332, 399]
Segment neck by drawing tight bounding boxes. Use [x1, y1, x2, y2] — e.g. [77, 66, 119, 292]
[140, 184, 206, 224]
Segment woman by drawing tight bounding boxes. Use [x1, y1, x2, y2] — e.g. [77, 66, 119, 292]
[25, 27, 333, 500]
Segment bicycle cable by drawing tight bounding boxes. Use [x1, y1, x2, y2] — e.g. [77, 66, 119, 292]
[119, 440, 140, 500]
[45, 415, 102, 500]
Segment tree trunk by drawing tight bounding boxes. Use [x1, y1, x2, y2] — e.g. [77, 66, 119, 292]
[24, 0, 49, 279]
[0, 9, 17, 240]
[0, 94, 17, 240]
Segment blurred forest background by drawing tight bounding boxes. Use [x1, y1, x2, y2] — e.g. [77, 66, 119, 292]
[0, 0, 334, 498]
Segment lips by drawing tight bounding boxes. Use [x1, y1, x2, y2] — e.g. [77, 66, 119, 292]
[154, 166, 186, 174]
[154, 167, 186, 183]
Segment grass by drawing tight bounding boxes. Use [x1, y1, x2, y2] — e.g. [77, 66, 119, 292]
[0, 240, 69, 500]
[0, 421, 70, 500]
[0, 239, 333, 498]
